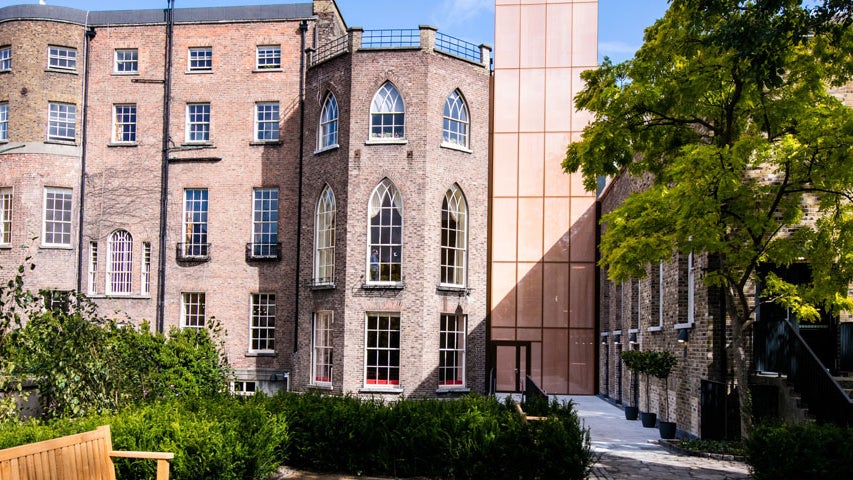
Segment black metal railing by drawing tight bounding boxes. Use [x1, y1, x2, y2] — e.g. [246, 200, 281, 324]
[245, 242, 282, 261]
[524, 375, 547, 403]
[782, 319, 853, 426]
[361, 29, 420, 49]
[435, 31, 482, 64]
[309, 33, 349, 67]
[176, 242, 210, 262]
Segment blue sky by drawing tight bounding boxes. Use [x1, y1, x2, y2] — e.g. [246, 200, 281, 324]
[0, 0, 670, 64]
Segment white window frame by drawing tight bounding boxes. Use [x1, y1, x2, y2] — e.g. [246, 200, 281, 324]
[0, 46, 10, 71]
[231, 381, 257, 396]
[88, 241, 98, 293]
[113, 104, 137, 143]
[185, 103, 210, 143]
[439, 313, 466, 388]
[0, 187, 11, 245]
[314, 185, 336, 286]
[48, 102, 76, 142]
[114, 49, 138, 74]
[369, 82, 405, 141]
[141, 242, 151, 295]
[106, 229, 133, 295]
[318, 93, 338, 150]
[181, 292, 206, 329]
[676, 251, 696, 329]
[251, 188, 279, 258]
[442, 89, 470, 150]
[256, 45, 281, 70]
[649, 262, 665, 332]
[182, 188, 209, 258]
[188, 47, 212, 71]
[254, 102, 280, 142]
[440, 184, 468, 288]
[48, 45, 76, 71]
[367, 179, 403, 285]
[364, 312, 401, 387]
[312, 311, 333, 386]
[42, 187, 72, 247]
[0, 102, 8, 142]
[250, 293, 276, 353]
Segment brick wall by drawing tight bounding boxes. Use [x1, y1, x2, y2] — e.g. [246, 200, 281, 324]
[293, 40, 491, 398]
[0, 18, 85, 293]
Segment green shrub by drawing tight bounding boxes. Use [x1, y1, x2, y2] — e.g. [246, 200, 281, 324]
[5, 310, 230, 419]
[747, 422, 853, 480]
[0, 396, 287, 480]
[266, 392, 592, 480]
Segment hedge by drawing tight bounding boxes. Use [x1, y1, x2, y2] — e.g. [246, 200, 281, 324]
[0, 393, 593, 480]
[747, 422, 853, 480]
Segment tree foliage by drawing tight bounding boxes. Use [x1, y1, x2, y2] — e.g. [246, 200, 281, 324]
[565, 0, 853, 436]
[0, 260, 230, 421]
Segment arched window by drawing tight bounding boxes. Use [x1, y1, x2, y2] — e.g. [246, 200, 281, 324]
[314, 185, 336, 285]
[368, 179, 403, 283]
[319, 93, 338, 149]
[442, 90, 469, 148]
[440, 185, 467, 286]
[107, 229, 133, 294]
[370, 82, 404, 140]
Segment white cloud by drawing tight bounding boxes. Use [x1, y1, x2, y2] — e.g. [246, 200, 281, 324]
[430, 0, 495, 31]
[598, 40, 642, 62]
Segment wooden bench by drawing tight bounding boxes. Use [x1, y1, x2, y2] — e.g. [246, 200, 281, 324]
[0, 425, 174, 480]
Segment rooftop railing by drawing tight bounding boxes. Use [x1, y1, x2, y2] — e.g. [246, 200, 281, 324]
[308, 26, 492, 70]
[361, 28, 420, 49]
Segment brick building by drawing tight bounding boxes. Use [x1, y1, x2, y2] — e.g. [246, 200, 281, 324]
[0, 1, 503, 397]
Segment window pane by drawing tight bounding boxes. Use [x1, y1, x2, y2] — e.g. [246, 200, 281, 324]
[439, 314, 466, 386]
[250, 293, 276, 351]
[182, 292, 206, 328]
[183, 189, 208, 257]
[443, 90, 469, 148]
[48, 46, 76, 70]
[313, 311, 333, 383]
[369, 83, 405, 139]
[314, 186, 336, 284]
[189, 47, 212, 70]
[368, 179, 402, 283]
[255, 103, 280, 141]
[0, 46, 10, 71]
[0, 188, 12, 244]
[252, 188, 279, 257]
[187, 103, 210, 142]
[115, 49, 138, 73]
[114, 104, 137, 143]
[256, 45, 281, 69]
[43, 188, 72, 246]
[107, 229, 133, 294]
[440, 185, 467, 286]
[48, 103, 76, 141]
[365, 313, 400, 385]
[319, 94, 339, 148]
[0, 102, 7, 141]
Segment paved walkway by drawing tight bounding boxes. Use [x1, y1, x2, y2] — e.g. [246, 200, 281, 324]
[562, 395, 751, 480]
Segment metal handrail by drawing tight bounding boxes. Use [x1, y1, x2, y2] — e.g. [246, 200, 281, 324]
[782, 319, 853, 426]
[435, 32, 481, 64]
[361, 29, 419, 49]
[309, 33, 349, 67]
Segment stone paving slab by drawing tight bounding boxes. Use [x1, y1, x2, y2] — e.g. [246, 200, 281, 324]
[560, 395, 751, 480]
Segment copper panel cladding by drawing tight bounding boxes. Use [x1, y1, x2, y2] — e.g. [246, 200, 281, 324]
[490, 0, 598, 395]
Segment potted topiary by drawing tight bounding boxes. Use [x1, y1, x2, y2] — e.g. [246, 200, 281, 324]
[624, 350, 657, 427]
[648, 350, 678, 439]
[619, 350, 642, 420]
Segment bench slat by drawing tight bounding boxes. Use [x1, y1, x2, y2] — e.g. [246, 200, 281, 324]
[0, 426, 171, 480]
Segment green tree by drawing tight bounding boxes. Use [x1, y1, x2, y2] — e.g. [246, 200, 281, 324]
[564, 0, 853, 437]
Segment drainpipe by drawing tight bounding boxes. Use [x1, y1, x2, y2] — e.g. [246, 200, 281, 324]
[156, 0, 175, 334]
[75, 23, 96, 297]
[293, 20, 308, 353]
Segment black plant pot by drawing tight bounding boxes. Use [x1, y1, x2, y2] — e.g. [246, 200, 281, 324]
[640, 411, 657, 428]
[624, 406, 639, 420]
[659, 421, 677, 439]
